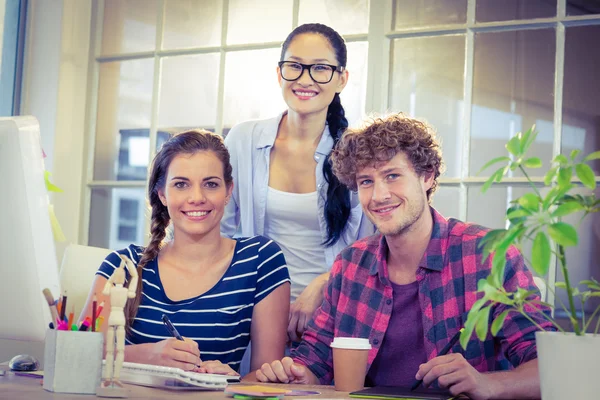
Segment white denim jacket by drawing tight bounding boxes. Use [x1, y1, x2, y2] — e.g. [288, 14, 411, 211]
[221, 112, 374, 268]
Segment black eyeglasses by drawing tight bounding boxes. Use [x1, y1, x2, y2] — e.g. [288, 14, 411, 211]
[278, 61, 344, 84]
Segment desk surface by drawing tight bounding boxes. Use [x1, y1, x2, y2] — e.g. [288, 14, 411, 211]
[0, 369, 350, 399]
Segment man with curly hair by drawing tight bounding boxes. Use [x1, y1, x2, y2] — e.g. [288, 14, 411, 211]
[256, 114, 553, 399]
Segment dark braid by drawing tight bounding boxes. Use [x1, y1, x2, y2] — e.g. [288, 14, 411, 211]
[323, 93, 350, 245]
[281, 23, 351, 246]
[124, 200, 169, 335]
[124, 129, 233, 335]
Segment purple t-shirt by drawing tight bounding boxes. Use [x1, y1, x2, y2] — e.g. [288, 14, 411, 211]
[366, 280, 427, 387]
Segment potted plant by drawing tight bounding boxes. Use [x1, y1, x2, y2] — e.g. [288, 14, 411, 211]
[460, 126, 600, 400]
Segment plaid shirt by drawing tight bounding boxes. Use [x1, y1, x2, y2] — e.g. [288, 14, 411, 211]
[292, 208, 554, 385]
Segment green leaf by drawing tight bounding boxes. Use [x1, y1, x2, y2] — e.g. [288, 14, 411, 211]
[521, 125, 537, 153]
[518, 193, 540, 211]
[506, 136, 521, 156]
[482, 168, 504, 193]
[507, 208, 531, 220]
[492, 250, 508, 287]
[552, 201, 583, 217]
[524, 157, 542, 168]
[555, 282, 567, 289]
[583, 151, 600, 162]
[478, 156, 511, 175]
[475, 307, 491, 341]
[580, 280, 600, 290]
[544, 166, 558, 186]
[558, 167, 573, 188]
[461, 311, 477, 350]
[553, 154, 569, 165]
[575, 163, 596, 190]
[570, 149, 581, 161]
[532, 232, 551, 276]
[491, 310, 510, 336]
[548, 222, 579, 247]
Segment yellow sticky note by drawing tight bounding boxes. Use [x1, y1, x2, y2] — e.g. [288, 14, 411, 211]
[48, 204, 66, 242]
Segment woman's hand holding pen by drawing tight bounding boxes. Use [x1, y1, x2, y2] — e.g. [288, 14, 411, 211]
[415, 353, 495, 400]
[147, 337, 202, 371]
[193, 360, 239, 376]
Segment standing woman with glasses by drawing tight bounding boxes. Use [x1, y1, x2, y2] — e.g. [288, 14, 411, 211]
[222, 23, 373, 348]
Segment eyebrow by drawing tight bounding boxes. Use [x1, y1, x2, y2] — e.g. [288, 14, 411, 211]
[170, 176, 223, 181]
[287, 56, 332, 63]
[356, 167, 404, 181]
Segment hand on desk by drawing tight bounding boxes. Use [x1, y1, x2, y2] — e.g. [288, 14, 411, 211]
[256, 357, 314, 384]
[416, 353, 494, 400]
[194, 360, 239, 376]
[147, 337, 202, 371]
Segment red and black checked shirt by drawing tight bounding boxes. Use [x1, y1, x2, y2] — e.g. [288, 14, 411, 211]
[292, 208, 555, 385]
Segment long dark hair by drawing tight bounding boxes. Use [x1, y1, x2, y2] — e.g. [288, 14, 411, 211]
[280, 23, 351, 246]
[124, 130, 233, 334]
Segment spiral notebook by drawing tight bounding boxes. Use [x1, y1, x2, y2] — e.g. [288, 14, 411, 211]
[103, 361, 240, 390]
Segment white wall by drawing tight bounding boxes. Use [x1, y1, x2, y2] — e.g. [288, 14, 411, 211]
[20, 0, 92, 261]
[0, 0, 93, 365]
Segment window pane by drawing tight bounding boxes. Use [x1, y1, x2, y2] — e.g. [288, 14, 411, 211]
[94, 60, 154, 181]
[341, 41, 368, 127]
[562, 26, 600, 174]
[89, 188, 146, 249]
[223, 48, 286, 129]
[470, 29, 555, 177]
[431, 186, 461, 220]
[559, 187, 600, 314]
[227, 0, 292, 45]
[393, 0, 467, 29]
[101, 0, 157, 55]
[298, 0, 369, 35]
[566, 0, 600, 16]
[390, 35, 465, 178]
[476, 0, 556, 22]
[162, 0, 222, 49]
[158, 54, 220, 130]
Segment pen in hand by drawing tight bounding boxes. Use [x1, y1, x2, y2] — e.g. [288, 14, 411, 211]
[410, 328, 465, 392]
[161, 314, 183, 341]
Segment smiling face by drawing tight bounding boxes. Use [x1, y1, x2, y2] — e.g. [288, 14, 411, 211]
[278, 33, 348, 117]
[356, 151, 434, 237]
[158, 151, 232, 240]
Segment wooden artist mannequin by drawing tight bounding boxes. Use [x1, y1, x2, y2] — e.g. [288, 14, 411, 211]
[97, 255, 138, 397]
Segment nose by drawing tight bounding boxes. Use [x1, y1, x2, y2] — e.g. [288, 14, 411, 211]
[296, 66, 314, 86]
[188, 186, 206, 204]
[372, 180, 391, 203]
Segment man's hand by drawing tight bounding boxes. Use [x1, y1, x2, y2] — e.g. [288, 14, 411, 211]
[416, 353, 495, 400]
[288, 274, 328, 342]
[256, 357, 312, 384]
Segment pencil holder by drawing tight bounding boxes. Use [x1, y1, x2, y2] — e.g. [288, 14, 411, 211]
[43, 328, 104, 394]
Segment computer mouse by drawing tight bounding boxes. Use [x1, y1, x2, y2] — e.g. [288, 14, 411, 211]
[8, 354, 40, 371]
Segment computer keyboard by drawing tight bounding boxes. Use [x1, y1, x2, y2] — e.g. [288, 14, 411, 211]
[102, 361, 240, 390]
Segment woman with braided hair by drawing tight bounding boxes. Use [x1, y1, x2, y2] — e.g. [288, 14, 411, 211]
[80, 130, 290, 378]
[222, 23, 373, 348]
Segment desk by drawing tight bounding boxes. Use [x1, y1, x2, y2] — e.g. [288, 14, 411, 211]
[0, 368, 350, 399]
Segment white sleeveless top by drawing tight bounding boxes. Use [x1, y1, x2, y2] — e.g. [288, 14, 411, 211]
[264, 186, 328, 301]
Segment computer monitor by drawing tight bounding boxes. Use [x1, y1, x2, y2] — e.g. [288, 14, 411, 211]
[0, 116, 61, 343]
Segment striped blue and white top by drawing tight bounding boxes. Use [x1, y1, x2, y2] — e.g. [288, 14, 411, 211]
[96, 236, 290, 371]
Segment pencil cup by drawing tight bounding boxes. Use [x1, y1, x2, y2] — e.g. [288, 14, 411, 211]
[43, 329, 104, 394]
[330, 337, 371, 392]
